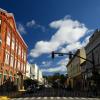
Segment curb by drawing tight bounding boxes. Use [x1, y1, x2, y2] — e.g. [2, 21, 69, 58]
[0, 96, 10, 100]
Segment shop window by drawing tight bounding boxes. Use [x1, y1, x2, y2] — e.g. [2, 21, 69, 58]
[4, 75, 6, 81]
[0, 74, 2, 85]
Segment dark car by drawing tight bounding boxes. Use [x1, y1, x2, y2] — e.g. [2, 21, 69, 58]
[26, 85, 37, 93]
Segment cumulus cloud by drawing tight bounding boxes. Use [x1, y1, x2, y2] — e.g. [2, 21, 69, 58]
[29, 16, 88, 58]
[61, 35, 90, 53]
[17, 23, 27, 34]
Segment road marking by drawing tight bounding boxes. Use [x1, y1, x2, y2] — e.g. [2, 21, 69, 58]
[31, 97, 35, 99]
[68, 97, 74, 99]
[44, 97, 47, 99]
[81, 97, 86, 99]
[74, 97, 80, 99]
[50, 97, 54, 99]
[24, 98, 29, 100]
[57, 97, 60, 99]
[63, 97, 67, 99]
[36, 97, 41, 99]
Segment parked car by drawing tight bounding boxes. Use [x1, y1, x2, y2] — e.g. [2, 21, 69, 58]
[26, 85, 37, 93]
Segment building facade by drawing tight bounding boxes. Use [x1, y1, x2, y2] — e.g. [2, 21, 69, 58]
[66, 48, 86, 90]
[30, 64, 44, 84]
[38, 69, 44, 84]
[85, 29, 100, 90]
[0, 9, 27, 90]
[26, 62, 31, 79]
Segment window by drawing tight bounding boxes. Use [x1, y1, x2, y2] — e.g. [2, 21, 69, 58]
[5, 52, 9, 65]
[0, 19, 1, 33]
[18, 61, 20, 70]
[14, 59, 17, 69]
[16, 42, 18, 54]
[23, 64, 26, 73]
[18, 45, 21, 55]
[22, 49, 23, 59]
[0, 19, 1, 25]
[6, 32, 11, 46]
[10, 56, 14, 67]
[12, 37, 15, 50]
[24, 52, 26, 61]
[21, 63, 24, 71]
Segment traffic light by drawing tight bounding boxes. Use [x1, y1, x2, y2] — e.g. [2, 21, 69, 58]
[69, 52, 72, 59]
[51, 51, 55, 59]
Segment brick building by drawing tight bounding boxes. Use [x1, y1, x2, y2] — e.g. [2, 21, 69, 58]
[0, 9, 27, 90]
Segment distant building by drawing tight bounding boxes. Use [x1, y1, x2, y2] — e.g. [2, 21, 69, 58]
[66, 48, 86, 90]
[0, 8, 28, 90]
[26, 62, 31, 79]
[30, 64, 44, 84]
[30, 64, 38, 80]
[38, 69, 44, 84]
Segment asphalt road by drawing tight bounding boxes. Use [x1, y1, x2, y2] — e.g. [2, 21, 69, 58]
[10, 88, 100, 100]
[10, 97, 100, 100]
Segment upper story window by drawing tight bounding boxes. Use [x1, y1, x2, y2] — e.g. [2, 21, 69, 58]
[15, 41, 18, 54]
[5, 52, 10, 65]
[6, 31, 11, 46]
[12, 37, 15, 50]
[24, 51, 26, 61]
[10, 55, 14, 67]
[18, 45, 21, 56]
[21, 49, 23, 59]
[0, 18, 1, 25]
[18, 61, 20, 70]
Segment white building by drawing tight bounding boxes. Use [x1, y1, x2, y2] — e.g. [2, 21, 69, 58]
[26, 62, 31, 79]
[38, 70, 44, 84]
[30, 64, 44, 84]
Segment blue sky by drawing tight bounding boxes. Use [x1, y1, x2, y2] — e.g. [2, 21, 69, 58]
[1, 0, 100, 75]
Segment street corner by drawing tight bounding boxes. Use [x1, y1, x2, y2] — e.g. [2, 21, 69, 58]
[0, 96, 10, 100]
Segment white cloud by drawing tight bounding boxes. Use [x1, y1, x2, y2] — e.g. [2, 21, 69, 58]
[17, 23, 27, 34]
[26, 19, 46, 32]
[30, 16, 88, 58]
[41, 61, 52, 67]
[26, 20, 36, 27]
[29, 59, 34, 63]
[57, 58, 69, 66]
[41, 66, 67, 73]
[61, 35, 90, 53]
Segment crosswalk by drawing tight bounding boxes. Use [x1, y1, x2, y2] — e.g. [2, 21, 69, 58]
[10, 97, 100, 100]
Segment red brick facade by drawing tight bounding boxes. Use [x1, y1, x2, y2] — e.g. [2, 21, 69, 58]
[0, 9, 27, 89]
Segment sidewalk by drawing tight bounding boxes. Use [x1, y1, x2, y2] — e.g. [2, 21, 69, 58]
[0, 89, 26, 99]
[0, 96, 10, 100]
